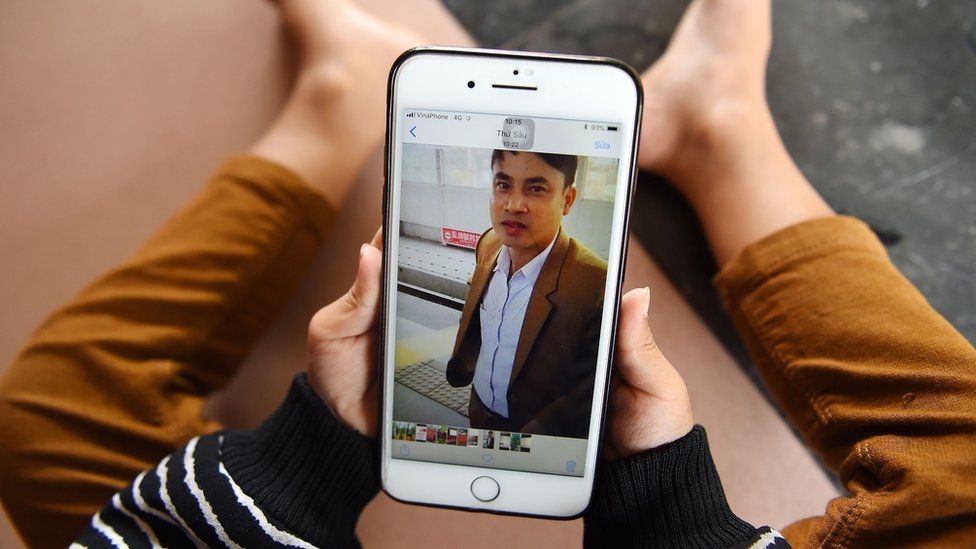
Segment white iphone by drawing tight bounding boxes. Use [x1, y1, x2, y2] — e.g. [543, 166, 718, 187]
[380, 47, 642, 518]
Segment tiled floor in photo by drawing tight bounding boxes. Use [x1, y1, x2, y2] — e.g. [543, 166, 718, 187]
[393, 291, 471, 424]
[398, 236, 475, 301]
[399, 236, 475, 287]
[396, 361, 471, 417]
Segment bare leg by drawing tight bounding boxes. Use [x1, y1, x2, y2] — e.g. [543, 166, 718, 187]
[639, 0, 833, 266]
[640, 2, 976, 546]
[250, 0, 423, 208]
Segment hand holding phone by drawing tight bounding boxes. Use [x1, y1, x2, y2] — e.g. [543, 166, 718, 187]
[603, 288, 694, 459]
[306, 229, 385, 438]
[303, 236, 694, 460]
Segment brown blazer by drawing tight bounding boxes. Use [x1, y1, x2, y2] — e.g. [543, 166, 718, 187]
[446, 228, 608, 438]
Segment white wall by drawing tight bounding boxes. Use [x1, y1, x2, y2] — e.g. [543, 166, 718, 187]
[399, 144, 616, 259]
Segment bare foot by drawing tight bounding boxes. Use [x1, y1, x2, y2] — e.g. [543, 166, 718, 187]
[638, 0, 833, 266]
[639, 0, 773, 186]
[252, 0, 424, 207]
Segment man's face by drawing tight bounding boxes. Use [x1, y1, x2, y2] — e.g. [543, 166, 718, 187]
[490, 152, 576, 253]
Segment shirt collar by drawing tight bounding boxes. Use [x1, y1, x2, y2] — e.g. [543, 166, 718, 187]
[494, 228, 560, 285]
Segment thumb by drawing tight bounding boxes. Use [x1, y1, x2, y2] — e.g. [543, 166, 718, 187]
[311, 242, 382, 340]
[610, 287, 695, 454]
[616, 287, 678, 393]
[344, 226, 383, 316]
[343, 242, 383, 320]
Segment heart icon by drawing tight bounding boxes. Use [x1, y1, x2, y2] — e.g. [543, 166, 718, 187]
[481, 453, 493, 463]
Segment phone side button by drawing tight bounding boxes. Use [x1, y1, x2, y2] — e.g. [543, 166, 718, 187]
[470, 476, 500, 502]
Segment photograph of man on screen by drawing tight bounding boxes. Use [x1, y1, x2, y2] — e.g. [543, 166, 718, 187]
[446, 150, 608, 439]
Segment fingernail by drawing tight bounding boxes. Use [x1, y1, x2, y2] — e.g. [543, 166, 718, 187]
[642, 287, 651, 318]
[360, 243, 368, 257]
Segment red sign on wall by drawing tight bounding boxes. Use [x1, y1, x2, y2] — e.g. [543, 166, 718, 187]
[442, 227, 480, 250]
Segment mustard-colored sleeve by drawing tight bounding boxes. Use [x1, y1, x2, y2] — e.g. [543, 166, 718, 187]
[0, 155, 334, 548]
[715, 215, 976, 547]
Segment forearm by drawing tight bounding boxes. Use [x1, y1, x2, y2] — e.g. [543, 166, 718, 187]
[72, 374, 379, 549]
[585, 425, 788, 548]
[0, 155, 334, 547]
[715, 217, 976, 545]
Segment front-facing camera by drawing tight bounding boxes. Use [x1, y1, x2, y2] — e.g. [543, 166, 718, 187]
[467, 80, 475, 88]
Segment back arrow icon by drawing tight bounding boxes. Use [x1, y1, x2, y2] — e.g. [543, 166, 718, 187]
[409, 125, 417, 137]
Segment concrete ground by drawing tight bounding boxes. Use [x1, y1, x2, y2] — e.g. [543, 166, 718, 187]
[0, 0, 970, 547]
[443, 0, 976, 386]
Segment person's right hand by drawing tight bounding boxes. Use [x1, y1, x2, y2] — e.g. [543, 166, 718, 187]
[306, 230, 383, 438]
[606, 287, 695, 459]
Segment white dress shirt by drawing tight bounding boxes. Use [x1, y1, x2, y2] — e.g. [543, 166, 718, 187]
[472, 233, 558, 417]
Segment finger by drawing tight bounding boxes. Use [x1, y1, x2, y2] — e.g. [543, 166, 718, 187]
[310, 242, 383, 339]
[369, 227, 383, 250]
[615, 287, 678, 392]
[345, 242, 383, 317]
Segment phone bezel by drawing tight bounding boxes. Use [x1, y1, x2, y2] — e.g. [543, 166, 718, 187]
[380, 46, 643, 519]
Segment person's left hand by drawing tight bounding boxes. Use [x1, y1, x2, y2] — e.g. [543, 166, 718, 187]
[605, 287, 695, 459]
[306, 229, 383, 438]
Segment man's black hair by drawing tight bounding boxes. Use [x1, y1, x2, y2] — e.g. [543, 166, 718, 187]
[491, 150, 578, 189]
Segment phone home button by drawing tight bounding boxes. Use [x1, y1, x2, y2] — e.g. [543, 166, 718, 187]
[470, 476, 500, 502]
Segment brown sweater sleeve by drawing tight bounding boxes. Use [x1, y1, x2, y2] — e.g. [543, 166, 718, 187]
[0, 155, 334, 548]
[714, 216, 976, 547]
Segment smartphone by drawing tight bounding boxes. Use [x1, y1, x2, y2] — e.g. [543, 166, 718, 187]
[380, 47, 642, 518]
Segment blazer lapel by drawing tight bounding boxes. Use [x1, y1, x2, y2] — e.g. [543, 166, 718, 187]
[455, 238, 502, 350]
[509, 229, 570, 384]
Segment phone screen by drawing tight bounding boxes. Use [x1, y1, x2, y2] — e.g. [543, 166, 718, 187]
[388, 108, 625, 478]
